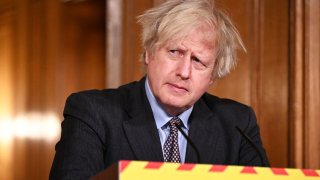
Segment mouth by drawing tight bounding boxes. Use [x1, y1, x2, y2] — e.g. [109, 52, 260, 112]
[167, 83, 188, 93]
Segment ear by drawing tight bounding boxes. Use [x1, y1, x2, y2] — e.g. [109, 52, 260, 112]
[145, 51, 151, 65]
[209, 73, 217, 86]
[209, 78, 215, 85]
[208, 78, 217, 88]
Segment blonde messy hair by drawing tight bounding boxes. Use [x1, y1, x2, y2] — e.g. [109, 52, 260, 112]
[137, 0, 246, 79]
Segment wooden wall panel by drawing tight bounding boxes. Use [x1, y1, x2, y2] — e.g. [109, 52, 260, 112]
[290, 0, 320, 169]
[0, 1, 14, 117]
[258, 0, 289, 167]
[211, 0, 290, 167]
[0, 4, 14, 180]
[210, 0, 252, 106]
[290, 0, 305, 168]
[0, 0, 106, 179]
[107, 0, 122, 88]
[304, 0, 320, 168]
[61, 0, 106, 101]
[121, 0, 153, 84]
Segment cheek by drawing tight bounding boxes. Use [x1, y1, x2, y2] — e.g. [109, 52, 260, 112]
[152, 58, 175, 75]
[193, 74, 213, 91]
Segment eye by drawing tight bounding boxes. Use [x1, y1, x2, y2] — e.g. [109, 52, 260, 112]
[192, 57, 205, 65]
[169, 49, 180, 56]
[192, 56, 207, 70]
[193, 57, 201, 63]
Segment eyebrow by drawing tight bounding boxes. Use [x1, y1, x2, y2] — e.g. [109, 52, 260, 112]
[166, 42, 214, 61]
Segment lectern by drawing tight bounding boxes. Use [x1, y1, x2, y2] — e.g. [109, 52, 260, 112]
[93, 160, 320, 180]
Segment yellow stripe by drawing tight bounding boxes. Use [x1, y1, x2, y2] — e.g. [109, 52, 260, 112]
[120, 161, 320, 180]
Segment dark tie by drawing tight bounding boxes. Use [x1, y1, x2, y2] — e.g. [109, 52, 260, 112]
[163, 117, 182, 163]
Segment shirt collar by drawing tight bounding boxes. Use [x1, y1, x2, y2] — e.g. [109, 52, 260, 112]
[145, 77, 193, 129]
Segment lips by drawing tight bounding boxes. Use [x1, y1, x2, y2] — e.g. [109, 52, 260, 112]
[167, 83, 188, 92]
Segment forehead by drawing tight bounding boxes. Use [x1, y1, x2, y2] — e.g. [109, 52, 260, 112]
[162, 24, 217, 55]
[188, 25, 216, 49]
[159, 23, 217, 49]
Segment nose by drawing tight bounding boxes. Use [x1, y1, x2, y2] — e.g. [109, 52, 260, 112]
[176, 57, 191, 80]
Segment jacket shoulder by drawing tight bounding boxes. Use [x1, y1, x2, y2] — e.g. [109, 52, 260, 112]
[202, 93, 251, 111]
[66, 80, 141, 106]
[67, 89, 120, 105]
[201, 93, 256, 127]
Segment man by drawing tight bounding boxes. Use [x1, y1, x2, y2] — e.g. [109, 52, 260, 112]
[50, 0, 269, 179]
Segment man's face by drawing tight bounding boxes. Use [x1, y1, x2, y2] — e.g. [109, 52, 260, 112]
[146, 24, 217, 116]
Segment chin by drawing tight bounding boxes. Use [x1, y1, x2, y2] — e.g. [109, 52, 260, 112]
[159, 93, 192, 109]
[166, 100, 191, 110]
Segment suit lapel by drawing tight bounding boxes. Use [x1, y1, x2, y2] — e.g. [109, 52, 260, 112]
[185, 98, 221, 164]
[122, 78, 164, 161]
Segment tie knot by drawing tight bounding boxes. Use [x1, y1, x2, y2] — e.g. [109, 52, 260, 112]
[169, 117, 182, 129]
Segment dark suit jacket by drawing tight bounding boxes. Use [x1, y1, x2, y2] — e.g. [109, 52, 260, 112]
[50, 77, 269, 179]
